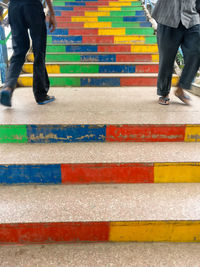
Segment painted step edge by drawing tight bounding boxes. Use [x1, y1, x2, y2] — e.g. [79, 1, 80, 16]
[0, 124, 199, 143]
[1, 162, 200, 185]
[1, 221, 200, 244]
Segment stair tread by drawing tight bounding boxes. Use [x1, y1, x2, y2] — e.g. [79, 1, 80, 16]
[0, 183, 200, 223]
[0, 87, 199, 124]
[0, 243, 199, 267]
[1, 142, 200, 164]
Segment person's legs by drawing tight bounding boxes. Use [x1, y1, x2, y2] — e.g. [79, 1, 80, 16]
[23, 2, 54, 104]
[0, 3, 30, 106]
[157, 23, 183, 103]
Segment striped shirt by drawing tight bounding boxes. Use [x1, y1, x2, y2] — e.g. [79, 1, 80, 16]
[152, 0, 200, 29]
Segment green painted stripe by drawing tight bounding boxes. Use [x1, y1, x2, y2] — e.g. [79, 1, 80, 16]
[110, 11, 136, 16]
[121, 3, 142, 8]
[46, 46, 66, 53]
[112, 22, 140, 27]
[47, 36, 52, 43]
[0, 125, 28, 143]
[98, 16, 123, 22]
[145, 36, 157, 44]
[46, 54, 81, 62]
[126, 28, 154, 35]
[60, 64, 99, 73]
[49, 77, 81, 86]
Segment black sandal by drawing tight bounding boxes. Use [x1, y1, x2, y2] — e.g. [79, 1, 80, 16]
[158, 96, 170, 105]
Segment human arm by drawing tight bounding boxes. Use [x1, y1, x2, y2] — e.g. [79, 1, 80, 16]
[46, 0, 56, 32]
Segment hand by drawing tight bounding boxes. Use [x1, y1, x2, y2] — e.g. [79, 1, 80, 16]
[49, 13, 56, 33]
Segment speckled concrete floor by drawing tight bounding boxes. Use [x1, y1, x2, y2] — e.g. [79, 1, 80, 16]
[0, 243, 200, 267]
[0, 87, 199, 124]
[1, 142, 200, 164]
[0, 184, 200, 223]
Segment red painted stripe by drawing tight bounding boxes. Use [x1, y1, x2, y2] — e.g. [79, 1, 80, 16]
[73, 6, 98, 11]
[98, 45, 131, 52]
[82, 36, 114, 44]
[56, 22, 84, 28]
[135, 64, 159, 73]
[120, 77, 157, 86]
[56, 16, 71, 22]
[61, 11, 85, 17]
[116, 54, 154, 62]
[61, 163, 154, 184]
[106, 125, 186, 142]
[68, 28, 98, 36]
[0, 222, 109, 244]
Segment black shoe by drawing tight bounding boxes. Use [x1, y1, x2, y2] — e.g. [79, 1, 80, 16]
[37, 95, 55, 105]
[0, 88, 13, 107]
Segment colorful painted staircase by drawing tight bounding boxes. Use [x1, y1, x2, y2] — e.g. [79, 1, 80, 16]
[1, 0, 200, 257]
[18, 0, 177, 87]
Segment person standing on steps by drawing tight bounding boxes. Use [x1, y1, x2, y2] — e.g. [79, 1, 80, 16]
[0, 0, 56, 107]
[152, 0, 200, 105]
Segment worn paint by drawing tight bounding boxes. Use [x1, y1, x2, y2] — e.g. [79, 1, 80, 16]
[0, 125, 28, 143]
[185, 125, 200, 142]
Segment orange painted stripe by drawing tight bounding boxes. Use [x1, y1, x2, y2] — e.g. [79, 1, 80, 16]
[106, 125, 186, 142]
[61, 163, 154, 184]
[0, 222, 110, 244]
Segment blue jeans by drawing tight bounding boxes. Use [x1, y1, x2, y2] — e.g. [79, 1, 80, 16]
[5, 1, 49, 102]
[157, 22, 200, 96]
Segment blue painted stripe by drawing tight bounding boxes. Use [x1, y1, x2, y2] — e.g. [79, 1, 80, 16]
[52, 36, 82, 44]
[65, 2, 86, 6]
[81, 54, 116, 62]
[123, 16, 147, 22]
[27, 125, 106, 143]
[140, 22, 152, 27]
[81, 78, 120, 87]
[0, 165, 61, 184]
[135, 11, 145, 16]
[48, 29, 69, 35]
[99, 65, 136, 73]
[53, 6, 74, 10]
[55, 11, 62, 16]
[66, 45, 98, 52]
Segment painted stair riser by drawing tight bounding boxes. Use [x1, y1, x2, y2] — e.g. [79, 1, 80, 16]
[55, 22, 152, 28]
[47, 35, 157, 45]
[23, 64, 159, 74]
[1, 221, 200, 244]
[53, 6, 143, 11]
[28, 53, 159, 63]
[46, 44, 158, 53]
[18, 76, 177, 87]
[1, 163, 200, 185]
[55, 16, 148, 22]
[55, 10, 144, 16]
[0, 124, 198, 144]
[47, 28, 154, 36]
[53, 2, 143, 7]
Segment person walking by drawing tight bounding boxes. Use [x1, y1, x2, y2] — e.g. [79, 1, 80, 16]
[0, 0, 56, 107]
[152, 0, 200, 105]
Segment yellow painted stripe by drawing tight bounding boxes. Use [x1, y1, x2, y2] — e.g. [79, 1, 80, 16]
[27, 53, 34, 62]
[18, 77, 33, 87]
[85, 11, 110, 17]
[152, 54, 159, 62]
[98, 7, 121, 11]
[118, 0, 139, 1]
[2, 10, 8, 20]
[99, 28, 126, 36]
[71, 17, 98, 22]
[185, 125, 200, 142]
[114, 36, 145, 44]
[172, 76, 178, 86]
[84, 22, 112, 28]
[131, 45, 158, 53]
[23, 64, 60, 74]
[109, 2, 131, 6]
[154, 163, 200, 183]
[110, 221, 200, 242]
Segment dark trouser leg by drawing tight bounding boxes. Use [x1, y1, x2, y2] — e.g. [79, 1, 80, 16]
[4, 3, 29, 89]
[23, 2, 49, 102]
[179, 24, 200, 90]
[157, 23, 183, 96]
